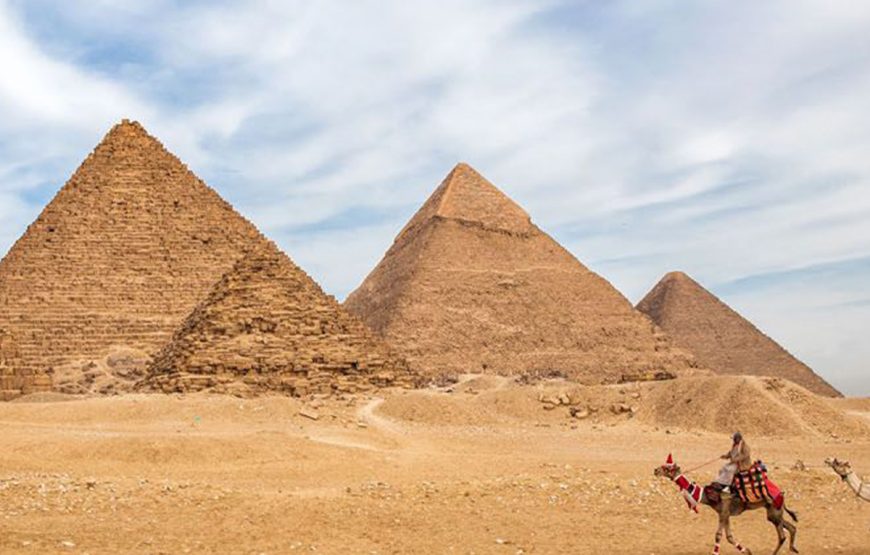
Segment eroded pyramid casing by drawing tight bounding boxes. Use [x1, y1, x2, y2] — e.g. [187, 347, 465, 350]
[345, 163, 696, 383]
[636, 271, 841, 397]
[0, 120, 266, 397]
[139, 241, 417, 397]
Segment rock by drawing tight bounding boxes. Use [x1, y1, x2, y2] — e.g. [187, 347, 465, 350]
[299, 408, 320, 420]
[610, 403, 631, 415]
[569, 407, 590, 419]
[792, 460, 807, 471]
[558, 392, 570, 405]
[60, 540, 76, 549]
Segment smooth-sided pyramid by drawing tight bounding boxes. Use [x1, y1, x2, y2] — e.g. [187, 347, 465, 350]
[344, 163, 696, 383]
[636, 271, 841, 397]
[0, 120, 266, 397]
[139, 240, 417, 397]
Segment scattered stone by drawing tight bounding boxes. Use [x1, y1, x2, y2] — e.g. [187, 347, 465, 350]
[569, 407, 590, 419]
[299, 408, 320, 421]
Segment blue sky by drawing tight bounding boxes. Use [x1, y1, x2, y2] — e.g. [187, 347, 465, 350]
[0, 0, 868, 394]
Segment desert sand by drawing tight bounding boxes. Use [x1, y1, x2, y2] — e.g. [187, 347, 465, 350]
[1, 376, 867, 554]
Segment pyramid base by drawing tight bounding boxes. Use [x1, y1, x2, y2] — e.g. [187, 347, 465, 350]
[138, 370, 417, 398]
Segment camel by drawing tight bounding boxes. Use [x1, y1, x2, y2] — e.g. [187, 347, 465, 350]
[654, 454, 799, 555]
[825, 458, 870, 501]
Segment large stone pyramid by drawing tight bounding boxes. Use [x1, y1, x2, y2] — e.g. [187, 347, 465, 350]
[0, 120, 266, 397]
[636, 271, 841, 397]
[344, 163, 695, 383]
[139, 240, 417, 397]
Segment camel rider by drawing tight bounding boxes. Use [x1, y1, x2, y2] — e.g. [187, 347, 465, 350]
[714, 431, 751, 491]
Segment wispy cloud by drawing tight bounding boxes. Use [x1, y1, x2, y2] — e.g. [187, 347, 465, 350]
[0, 0, 868, 393]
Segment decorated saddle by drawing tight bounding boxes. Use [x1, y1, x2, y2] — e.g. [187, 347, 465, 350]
[732, 461, 783, 508]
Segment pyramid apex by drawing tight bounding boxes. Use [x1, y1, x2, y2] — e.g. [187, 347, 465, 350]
[109, 118, 148, 134]
[96, 118, 161, 149]
[448, 161, 477, 174]
[662, 271, 694, 284]
[433, 163, 532, 234]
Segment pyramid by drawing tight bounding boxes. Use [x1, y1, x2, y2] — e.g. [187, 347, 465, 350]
[636, 271, 841, 397]
[344, 163, 696, 383]
[0, 120, 266, 397]
[139, 240, 417, 397]
[0, 327, 50, 400]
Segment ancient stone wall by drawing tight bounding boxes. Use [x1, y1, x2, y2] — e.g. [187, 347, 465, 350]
[139, 241, 417, 397]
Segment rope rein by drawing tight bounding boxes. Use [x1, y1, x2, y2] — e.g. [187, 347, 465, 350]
[683, 456, 721, 475]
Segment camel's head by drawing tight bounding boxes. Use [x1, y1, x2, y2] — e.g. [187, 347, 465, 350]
[825, 457, 852, 478]
[654, 453, 681, 480]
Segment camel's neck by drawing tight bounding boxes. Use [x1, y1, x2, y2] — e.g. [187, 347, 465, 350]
[673, 474, 692, 492]
[845, 471, 870, 501]
[672, 473, 703, 512]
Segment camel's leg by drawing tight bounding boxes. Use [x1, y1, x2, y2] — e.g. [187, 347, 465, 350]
[713, 509, 727, 554]
[724, 517, 752, 554]
[782, 518, 798, 553]
[766, 506, 789, 555]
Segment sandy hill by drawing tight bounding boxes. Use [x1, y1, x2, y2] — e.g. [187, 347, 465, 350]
[0, 120, 266, 398]
[379, 374, 867, 439]
[635, 375, 862, 437]
[344, 163, 696, 383]
[636, 271, 840, 397]
[139, 240, 417, 397]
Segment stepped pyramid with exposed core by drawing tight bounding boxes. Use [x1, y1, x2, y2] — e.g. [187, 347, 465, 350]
[344, 163, 697, 383]
[0, 120, 267, 398]
[636, 271, 841, 397]
[139, 240, 417, 397]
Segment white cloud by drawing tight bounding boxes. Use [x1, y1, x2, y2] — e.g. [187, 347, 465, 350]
[0, 0, 869, 393]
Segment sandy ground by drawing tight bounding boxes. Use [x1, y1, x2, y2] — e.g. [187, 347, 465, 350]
[1, 378, 868, 554]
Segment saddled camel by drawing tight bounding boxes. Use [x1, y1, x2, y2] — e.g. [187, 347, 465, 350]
[825, 457, 870, 501]
[654, 454, 799, 555]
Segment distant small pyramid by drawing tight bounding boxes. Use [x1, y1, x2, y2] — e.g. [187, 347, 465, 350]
[637, 271, 841, 397]
[140, 241, 416, 396]
[0, 119, 266, 398]
[344, 164, 695, 383]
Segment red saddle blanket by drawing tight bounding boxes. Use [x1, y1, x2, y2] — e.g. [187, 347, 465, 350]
[733, 462, 783, 508]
